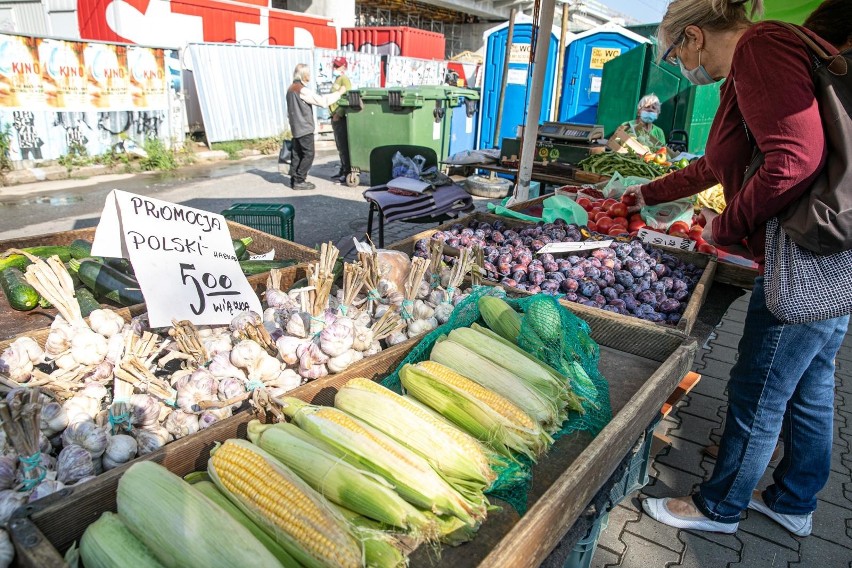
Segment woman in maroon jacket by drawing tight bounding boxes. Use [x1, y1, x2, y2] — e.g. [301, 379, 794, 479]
[633, 0, 850, 537]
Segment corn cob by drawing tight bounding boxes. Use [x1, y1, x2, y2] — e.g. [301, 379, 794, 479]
[247, 420, 435, 536]
[431, 339, 565, 429]
[189, 480, 302, 567]
[80, 512, 164, 568]
[335, 378, 496, 495]
[209, 438, 362, 568]
[279, 396, 480, 525]
[478, 296, 522, 342]
[400, 362, 552, 459]
[116, 461, 282, 568]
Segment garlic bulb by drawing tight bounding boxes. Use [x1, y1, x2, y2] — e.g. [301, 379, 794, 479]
[229, 310, 262, 333]
[286, 312, 309, 338]
[70, 328, 109, 366]
[0, 529, 14, 568]
[80, 382, 109, 402]
[203, 334, 232, 357]
[453, 292, 469, 306]
[254, 353, 283, 382]
[207, 352, 245, 380]
[45, 315, 73, 357]
[373, 304, 390, 320]
[327, 349, 364, 373]
[428, 289, 446, 306]
[0, 490, 27, 524]
[265, 288, 297, 310]
[169, 369, 193, 391]
[62, 421, 108, 458]
[103, 435, 137, 470]
[218, 377, 246, 402]
[54, 351, 78, 371]
[63, 396, 100, 426]
[57, 444, 95, 484]
[352, 324, 374, 352]
[297, 341, 329, 379]
[230, 340, 263, 370]
[176, 371, 218, 413]
[80, 360, 114, 383]
[133, 428, 170, 456]
[0, 337, 43, 381]
[413, 300, 435, 320]
[319, 317, 355, 357]
[352, 309, 372, 328]
[89, 309, 125, 338]
[266, 369, 302, 393]
[433, 302, 454, 325]
[364, 341, 383, 357]
[417, 279, 431, 299]
[386, 331, 409, 346]
[163, 410, 200, 439]
[28, 479, 66, 503]
[105, 331, 125, 364]
[128, 394, 161, 430]
[0, 457, 15, 491]
[199, 407, 232, 429]
[276, 336, 305, 366]
[40, 402, 69, 437]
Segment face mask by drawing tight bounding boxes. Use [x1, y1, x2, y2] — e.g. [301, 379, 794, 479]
[333, 69, 341, 77]
[679, 49, 716, 86]
[640, 111, 657, 124]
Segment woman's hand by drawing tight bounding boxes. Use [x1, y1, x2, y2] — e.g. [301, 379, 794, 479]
[622, 185, 647, 212]
[699, 208, 718, 245]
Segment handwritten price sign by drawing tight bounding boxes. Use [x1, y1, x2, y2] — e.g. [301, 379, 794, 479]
[92, 190, 262, 327]
[637, 228, 696, 251]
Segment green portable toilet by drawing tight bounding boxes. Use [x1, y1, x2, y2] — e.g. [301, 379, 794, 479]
[596, 43, 721, 154]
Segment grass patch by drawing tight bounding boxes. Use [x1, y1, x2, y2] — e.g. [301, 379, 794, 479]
[140, 138, 177, 171]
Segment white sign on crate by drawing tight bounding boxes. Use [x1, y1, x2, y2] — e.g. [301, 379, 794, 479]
[92, 190, 263, 327]
[637, 228, 696, 251]
[536, 240, 613, 255]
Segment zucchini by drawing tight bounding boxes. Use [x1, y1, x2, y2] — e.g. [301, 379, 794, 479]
[0, 245, 72, 271]
[232, 237, 253, 261]
[238, 259, 296, 276]
[69, 259, 144, 307]
[104, 257, 135, 276]
[69, 239, 94, 260]
[75, 286, 101, 317]
[0, 268, 39, 310]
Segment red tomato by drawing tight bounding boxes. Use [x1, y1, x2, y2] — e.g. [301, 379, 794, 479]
[629, 230, 639, 238]
[602, 198, 618, 209]
[697, 213, 708, 226]
[669, 230, 689, 238]
[629, 213, 644, 223]
[669, 221, 691, 235]
[608, 227, 626, 237]
[612, 216, 629, 228]
[621, 193, 638, 206]
[609, 203, 628, 218]
[628, 219, 647, 232]
[587, 221, 598, 232]
[698, 243, 718, 255]
[590, 206, 602, 216]
[577, 197, 592, 210]
[596, 217, 614, 233]
[688, 227, 704, 241]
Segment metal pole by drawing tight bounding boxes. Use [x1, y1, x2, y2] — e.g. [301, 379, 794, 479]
[510, 0, 556, 204]
[554, 2, 570, 113]
[492, 8, 517, 148]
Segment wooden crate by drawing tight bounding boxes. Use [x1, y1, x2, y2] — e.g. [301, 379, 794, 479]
[389, 212, 715, 339]
[0, 222, 319, 341]
[10, 309, 696, 568]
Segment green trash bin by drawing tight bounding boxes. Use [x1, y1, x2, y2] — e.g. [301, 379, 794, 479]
[342, 86, 463, 185]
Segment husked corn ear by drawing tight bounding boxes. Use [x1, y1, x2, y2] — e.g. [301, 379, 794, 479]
[116, 461, 282, 568]
[279, 396, 479, 525]
[336, 378, 496, 494]
[209, 439, 362, 568]
[247, 420, 434, 536]
[401, 362, 552, 460]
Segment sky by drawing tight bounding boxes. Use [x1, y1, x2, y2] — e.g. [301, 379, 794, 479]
[600, 0, 669, 24]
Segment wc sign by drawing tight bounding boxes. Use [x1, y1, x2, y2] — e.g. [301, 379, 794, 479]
[589, 47, 622, 69]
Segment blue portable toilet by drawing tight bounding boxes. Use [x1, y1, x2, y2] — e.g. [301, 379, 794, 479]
[558, 23, 648, 124]
[479, 16, 568, 149]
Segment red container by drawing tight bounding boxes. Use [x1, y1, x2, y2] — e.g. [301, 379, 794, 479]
[341, 26, 445, 59]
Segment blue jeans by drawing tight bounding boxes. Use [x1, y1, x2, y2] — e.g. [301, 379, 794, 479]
[693, 277, 849, 523]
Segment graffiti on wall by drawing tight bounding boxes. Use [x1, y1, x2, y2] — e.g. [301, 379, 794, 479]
[75, 0, 337, 49]
[384, 56, 448, 88]
[312, 49, 381, 124]
[0, 33, 180, 162]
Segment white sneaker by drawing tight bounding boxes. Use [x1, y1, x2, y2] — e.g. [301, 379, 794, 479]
[642, 497, 739, 534]
[747, 491, 812, 537]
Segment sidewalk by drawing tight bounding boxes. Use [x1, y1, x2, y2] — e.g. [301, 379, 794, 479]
[592, 292, 852, 568]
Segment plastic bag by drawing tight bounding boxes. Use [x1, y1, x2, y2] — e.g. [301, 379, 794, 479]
[601, 173, 652, 199]
[488, 195, 589, 226]
[641, 198, 694, 230]
[391, 152, 426, 180]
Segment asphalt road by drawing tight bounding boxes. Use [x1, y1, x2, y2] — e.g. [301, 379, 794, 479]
[0, 152, 372, 249]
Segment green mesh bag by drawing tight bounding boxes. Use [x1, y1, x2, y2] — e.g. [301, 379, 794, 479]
[381, 287, 612, 515]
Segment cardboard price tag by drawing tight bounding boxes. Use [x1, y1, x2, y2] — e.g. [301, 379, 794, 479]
[536, 240, 613, 255]
[91, 190, 263, 327]
[637, 228, 696, 251]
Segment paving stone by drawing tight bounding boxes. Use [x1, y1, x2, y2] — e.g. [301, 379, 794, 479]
[590, 546, 620, 568]
[791, 535, 852, 568]
[817, 471, 852, 512]
[642, 462, 704, 499]
[680, 526, 743, 552]
[623, 510, 685, 553]
[678, 393, 727, 425]
[730, 530, 800, 568]
[673, 531, 740, 568]
[669, 412, 720, 447]
[598, 503, 641, 557]
[614, 532, 680, 568]
[690, 374, 729, 402]
[709, 330, 744, 350]
[831, 445, 852, 475]
[740, 508, 801, 551]
[722, 309, 747, 325]
[703, 343, 739, 366]
[693, 358, 735, 382]
[812, 500, 852, 546]
[715, 319, 746, 336]
[656, 436, 708, 479]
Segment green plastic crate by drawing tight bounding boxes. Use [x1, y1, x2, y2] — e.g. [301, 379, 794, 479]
[220, 203, 295, 241]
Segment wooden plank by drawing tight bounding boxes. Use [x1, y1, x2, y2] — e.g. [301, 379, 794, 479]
[651, 432, 673, 456]
[8, 518, 66, 568]
[715, 261, 758, 290]
[478, 342, 697, 568]
[660, 372, 702, 418]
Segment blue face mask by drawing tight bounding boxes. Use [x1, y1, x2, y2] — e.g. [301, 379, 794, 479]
[679, 49, 716, 86]
[639, 111, 657, 124]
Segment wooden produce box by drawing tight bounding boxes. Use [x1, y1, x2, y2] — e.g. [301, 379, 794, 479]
[10, 307, 696, 568]
[0, 222, 319, 341]
[389, 212, 716, 338]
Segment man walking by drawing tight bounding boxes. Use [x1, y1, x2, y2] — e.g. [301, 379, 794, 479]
[286, 63, 344, 190]
[329, 57, 351, 183]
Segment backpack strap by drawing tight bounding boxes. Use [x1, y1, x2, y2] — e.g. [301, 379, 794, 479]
[768, 20, 848, 75]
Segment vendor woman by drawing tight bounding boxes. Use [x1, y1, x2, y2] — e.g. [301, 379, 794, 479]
[620, 94, 666, 150]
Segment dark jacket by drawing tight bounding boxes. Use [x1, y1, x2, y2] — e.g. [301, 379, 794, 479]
[286, 81, 315, 138]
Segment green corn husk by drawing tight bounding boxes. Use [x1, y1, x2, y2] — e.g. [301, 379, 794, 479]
[80, 512, 165, 568]
[478, 296, 522, 342]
